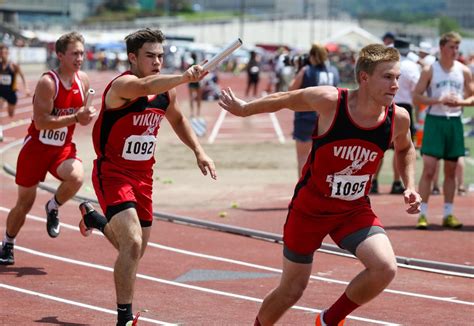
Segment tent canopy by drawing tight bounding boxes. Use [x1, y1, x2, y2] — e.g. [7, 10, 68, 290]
[323, 26, 382, 51]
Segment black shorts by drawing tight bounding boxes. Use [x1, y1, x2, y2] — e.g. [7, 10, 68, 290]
[0, 89, 18, 105]
[188, 82, 200, 89]
[293, 111, 317, 142]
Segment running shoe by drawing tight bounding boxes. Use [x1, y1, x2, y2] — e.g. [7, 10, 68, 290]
[125, 312, 140, 326]
[78, 201, 94, 237]
[431, 186, 440, 195]
[390, 181, 405, 194]
[0, 242, 14, 265]
[370, 179, 379, 194]
[45, 201, 60, 238]
[416, 215, 429, 229]
[442, 215, 463, 229]
[316, 311, 345, 326]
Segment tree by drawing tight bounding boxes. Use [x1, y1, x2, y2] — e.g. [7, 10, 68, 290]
[438, 16, 461, 34]
[103, 0, 135, 11]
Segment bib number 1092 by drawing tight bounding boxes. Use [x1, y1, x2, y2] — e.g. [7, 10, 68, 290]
[122, 135, 156, 161]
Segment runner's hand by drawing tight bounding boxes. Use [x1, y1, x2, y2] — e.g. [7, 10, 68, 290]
[196, 151, 217, 180]
[218, 87, 247, 117]
[183, 64, 207, 83]
[403, 188, 421, 214]
[76, 105, 97, 126]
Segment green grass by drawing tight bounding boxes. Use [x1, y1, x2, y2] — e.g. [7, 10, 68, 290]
[177, 11, 239, 22]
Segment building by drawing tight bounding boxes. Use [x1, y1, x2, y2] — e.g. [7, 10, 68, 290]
[445, 0, 474, 29]
[0, 0, 103, 29]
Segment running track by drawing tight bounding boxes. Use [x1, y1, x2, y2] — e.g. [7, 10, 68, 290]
[0, 70, 472, 325]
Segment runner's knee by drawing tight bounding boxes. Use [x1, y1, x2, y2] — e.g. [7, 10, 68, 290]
[121, 235, 142, 261]
[13, 198, 35, 215]
[63, 169, 84, 187]
[369, 258, 397, 285]
[280, 281, 307, 304]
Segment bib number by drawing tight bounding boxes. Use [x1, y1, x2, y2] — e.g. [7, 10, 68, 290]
[0, 74, 12, 86]
[39, 127, 67, 146]
[331, 174, 369, 201]
[122, 135, 156, 161]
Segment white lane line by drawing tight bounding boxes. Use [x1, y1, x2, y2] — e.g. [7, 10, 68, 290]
[269, 112, 286, 144]
[0, 207, 472, 308]
[0, 138, 24, 154]
[1, 118, 31, 131]
[207, 108, 227, 144]
[150, 243, 474, 305]
[0, 283, 174, 325]
[11, 245, 396, 325]
[0, 106, 33, 118]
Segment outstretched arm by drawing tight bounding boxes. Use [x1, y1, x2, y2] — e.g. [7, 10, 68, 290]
[218, 85, 336, 117]
[166, 89, 216, 179]
[392, 106, 421, 214]
[106, 65, 206, 110]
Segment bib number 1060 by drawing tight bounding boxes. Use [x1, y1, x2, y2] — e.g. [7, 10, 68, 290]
[122, 135, 156, 161]
[39, 127, 67, 146]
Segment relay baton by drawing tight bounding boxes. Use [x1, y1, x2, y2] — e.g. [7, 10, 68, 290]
[202, 38, 243, 71]
[85, 88, 96, 109]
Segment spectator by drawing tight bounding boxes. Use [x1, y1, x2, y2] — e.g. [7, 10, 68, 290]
[382, 32, 396, 47]
[289, 43, 339, 177]
[413, 31, 473, 229]
[188, 52, 202, 118]
[275, 55, 295, 92]
[0, 44, 30, 141]
[245, 50, 261, 97]
[418, 41, 436, 67]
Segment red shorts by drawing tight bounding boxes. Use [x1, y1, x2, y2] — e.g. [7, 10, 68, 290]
[283, 186, 383, 258]
[92, 160, 153, 227]
[16, 137, 80, 187]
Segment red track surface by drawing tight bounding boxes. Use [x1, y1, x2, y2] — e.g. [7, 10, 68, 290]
[1, 70, 473, 325]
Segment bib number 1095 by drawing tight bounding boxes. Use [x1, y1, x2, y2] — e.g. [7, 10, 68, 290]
[122, 135, 156, 161]
[331, 174, 369, 201]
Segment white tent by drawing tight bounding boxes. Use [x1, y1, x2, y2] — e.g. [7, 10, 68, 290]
[323, 26, 382, 51]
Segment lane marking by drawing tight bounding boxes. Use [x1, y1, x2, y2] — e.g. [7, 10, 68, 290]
[269, 112, 286, 143]
[0, 138, 24, 154]
[207, 108, 226, 144]
[11, 244, 397, 325]
[0, 207, 472, 307]
[0, 283, 174, 325]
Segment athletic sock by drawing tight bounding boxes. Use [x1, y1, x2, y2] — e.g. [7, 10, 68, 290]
[443, 203, 453, 218]
[323, 292, 359, 325]
[3, 232, 15, 245]
[117, 303, 133, 326]
[47, 196, 61, 211]
[84, 210, 108, 233]
[420, 202, 428, 216]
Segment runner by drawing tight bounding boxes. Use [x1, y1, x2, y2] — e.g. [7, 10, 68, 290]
[219, 43, 421, 326]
